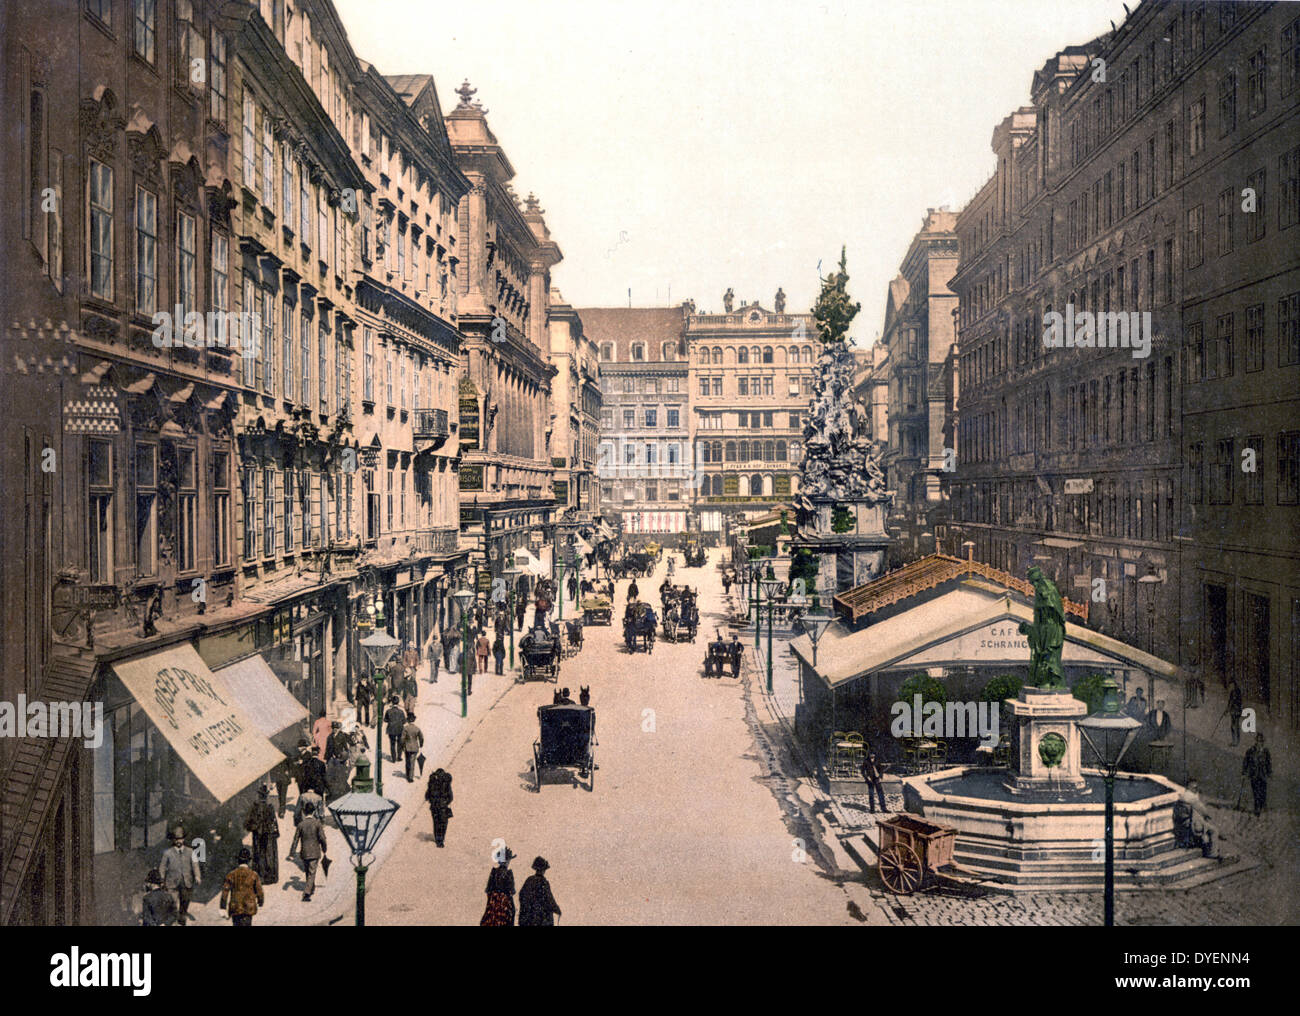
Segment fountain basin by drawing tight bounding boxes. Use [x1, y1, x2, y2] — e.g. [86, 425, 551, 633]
[900, 766, 1228, 890]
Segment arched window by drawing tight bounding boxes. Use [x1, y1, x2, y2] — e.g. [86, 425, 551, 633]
[751, 473, 764, 496]
[775, 440, 787, 461]
[738, 440, 750, 461]
[790, 474, 800, 494]
[751, 345, 761, 363]
[711, 441, 722, 462]
[789, 345, 799, 363]
[737, 346, 749, 364]
[802, 345, 813, 363]
[725, 441, 736, 462]
[600, 343, 613, 361]
[790, 441, 801, 461]
[762, 346, 773, 363]
[764, 440, 774, 461]
[631, 342, 645, 361]
[699, 443, 711, 464]
[698, 346, 709, 364]
[738, 475, 750, 497]
[712, 346, 723, 364]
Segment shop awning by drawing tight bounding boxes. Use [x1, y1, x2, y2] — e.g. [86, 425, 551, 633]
[214, 654, 308, 741]
[514, 549, 548, 576]
[110, 643, 284, 804]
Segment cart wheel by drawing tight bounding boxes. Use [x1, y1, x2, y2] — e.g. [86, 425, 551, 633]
[879, 844, 923, 895]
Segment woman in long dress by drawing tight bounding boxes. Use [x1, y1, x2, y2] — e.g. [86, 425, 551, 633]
[243, 785, 279, 884]
[480, 847, 516, 926]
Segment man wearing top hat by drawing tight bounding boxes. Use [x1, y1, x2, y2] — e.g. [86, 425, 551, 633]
[518, 856, 562, 926]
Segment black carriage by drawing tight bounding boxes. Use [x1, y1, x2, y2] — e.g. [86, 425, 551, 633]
[562, 619, 584, 658]
[703, 634, 740, 677]
[678, 598, 700, 641]
[623, 601, 656, 652]
[615, 552, 653, 579]
[530, 703, 596, 792]
[519, 627, 561, 682]
[683, 541, 706, 567]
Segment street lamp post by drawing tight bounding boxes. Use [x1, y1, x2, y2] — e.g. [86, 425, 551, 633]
[1077, 678, 1142, 928]
[749, 564, 761, 652]
[760, 577, 782, 695]
[359, 627, 400, 797]
[453, 586, 474, 718]
[326, 757, 399, 927]
[503, 565, 521, 671]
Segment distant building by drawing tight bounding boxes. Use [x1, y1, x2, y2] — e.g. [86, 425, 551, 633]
[582, 306, 692, 538]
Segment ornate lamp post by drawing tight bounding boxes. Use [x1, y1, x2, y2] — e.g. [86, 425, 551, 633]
[359, 628, 400, 796]
[800, 608, 834, 671]
[453, 586, 474, 718]
[749, 563, 761, 652]
[503, 565, 521, 670]
[760, 577, 782, 695]
[1077, 679, 1142, 928]
[327, 758, 399, 927]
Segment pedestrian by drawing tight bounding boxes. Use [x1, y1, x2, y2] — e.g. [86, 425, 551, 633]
[627, 579, 639, 602]
[141, 868, 177, 927]
[298, 746, 328, 798]
[159, 828, 202, 926]
[861, 750, 889, 813]
[443, 628, 456, 671]
[518, 856, 562, 926]
[1178, 780, 1221, 859]
[493, 632, 506, 675]
[312, 710, 332, 760]
[515, 597, 527, 632]
[424, 768, 453, 847]
[475, 631, 490, 674]
[480, 847, 517, 926]
[326, 720, 350, 763]
[403, 640, 420, 676]
[296, 802, 329, 902]
[722, 572, 732, 595]
[430, 643, 441, 684]
[567, 574, 577, 602]
[402, 711, 425, 783]
[1228, 679, 1244, 746]
[729, 634, 743, 678]
[1124, 686, 1147, 722]
[402, 672, 419, 713]
[271, 757, 293, 819]
[1243, 733, 1272, 816]
[220, 847, 265, 926]
[384, 696, 407, 763]
[244, 785, 280, 885]
[355, 673, 374, 726]
[1145, 699, 1172, 740]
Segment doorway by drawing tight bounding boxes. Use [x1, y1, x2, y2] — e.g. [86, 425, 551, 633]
[1204, 584, 1228, 689]
[1244, 592, 1271, 708]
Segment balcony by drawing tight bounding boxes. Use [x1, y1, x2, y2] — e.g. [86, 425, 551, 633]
[414, 526, 461, 557]
[414, 408, 449, 438]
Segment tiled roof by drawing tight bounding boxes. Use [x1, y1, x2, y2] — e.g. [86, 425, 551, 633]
[833, 553, 1089, 625]
[384, 74, 433, 106]
[577, 307, 685, 361]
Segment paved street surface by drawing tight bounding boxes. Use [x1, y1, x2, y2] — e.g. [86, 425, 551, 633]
[366, 549, 860, 925]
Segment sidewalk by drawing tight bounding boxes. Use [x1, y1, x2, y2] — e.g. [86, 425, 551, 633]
[188, 648, 521, 927]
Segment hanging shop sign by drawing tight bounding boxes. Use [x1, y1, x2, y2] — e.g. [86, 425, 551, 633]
[458, 378, 480, 450]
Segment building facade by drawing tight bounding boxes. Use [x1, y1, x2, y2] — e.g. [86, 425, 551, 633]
[546, 289, 600, 520]
[583, 306, 692, 538]
[948, 1, 1299, 733]
[687, 294, 815, 535]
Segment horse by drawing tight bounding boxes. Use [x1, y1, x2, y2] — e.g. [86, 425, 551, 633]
[623, 603, 657, 653]
[662, 602, 680, 642]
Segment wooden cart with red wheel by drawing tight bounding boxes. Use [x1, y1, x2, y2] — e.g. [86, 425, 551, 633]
[875, 814, 990, 896]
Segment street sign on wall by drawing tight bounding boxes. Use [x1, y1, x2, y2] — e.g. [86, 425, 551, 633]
[458, 378, 480, 450]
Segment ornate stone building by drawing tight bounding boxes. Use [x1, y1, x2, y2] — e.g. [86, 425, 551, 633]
[445, 83, 561, 580]
[687, 294, 816, 536]
[546, 289, 600, 520]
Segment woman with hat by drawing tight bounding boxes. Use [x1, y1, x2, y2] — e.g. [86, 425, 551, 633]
[518, 856, 562, 926]
[479, 846, 516, 926]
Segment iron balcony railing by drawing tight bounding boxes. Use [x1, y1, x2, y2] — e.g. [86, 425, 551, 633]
[414, 408, 449, 439]
[415, 526, 461, 555]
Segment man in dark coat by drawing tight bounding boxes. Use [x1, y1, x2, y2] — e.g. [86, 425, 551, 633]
[515, 597, 527, 632]
[243, 785, 280, 884]
[355, 674, 374, 726]
[296, 802, 328, 902]
[493, 632, 506, 675]
[220, 846, 265, 926]
[1243, 733, 1272, 816]
[1145, 699, 1172, 740]
[728, 635, 743, 678]
[141, 868, 177, 926]
[384, 696, 407, 763]
[271, 758, 294, 819]
[518, 856, 562, 926]
[861, 751, 889, 814]
[627, 579, 639, 602]
[424, 768, 453, 847]
[402, 712, 425, 783]
[1228, 680, 1244, 746]
[298, 747, 328, 798]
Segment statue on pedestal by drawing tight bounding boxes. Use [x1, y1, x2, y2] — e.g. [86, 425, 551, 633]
[774, 288, 786, 313]
[723, 288, 734, 313]
[1020, 566, 1066, 689]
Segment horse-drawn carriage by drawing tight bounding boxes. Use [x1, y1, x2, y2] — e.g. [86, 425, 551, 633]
[613, 552, 653, 579]
[518, 625, 561, 682]
[530, 703, 596, 792]
[660, 588, 699, 643]
[682, 541, 706, 567]
[623, 600, 657, 652]
[561, 619, 584, 658]
[704, 634, 740, 678]
[580, 594, 612, 625]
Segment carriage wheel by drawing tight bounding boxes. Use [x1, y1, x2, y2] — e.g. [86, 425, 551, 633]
[879, 844, 924, 895]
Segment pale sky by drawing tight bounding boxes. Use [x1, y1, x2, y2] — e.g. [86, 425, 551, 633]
[333, 0, 1126, 344]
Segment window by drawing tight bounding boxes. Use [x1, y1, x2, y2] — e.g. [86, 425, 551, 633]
[600, 343, 613, 361]
[386, 468, 393, 529]
[242, 92, 256, 188]
[398, 353, 406, 411]
[213, 449, 230, 566]
[1163, 119, 1176, 191]
[135, 443, 157, 576]
[666, 408, 679, 428]
[87, 0, 111, 21]
[1279, 432, 1300, 504]
[261, 114, 274, 209]
[176, 446, 196, 570]
[135, 189, 157, 315]
[243, 467, 257, 558]
[1211, 438, 1233, 504]
[712, 378, 722, 396]
[363, 328, 374, 402]
[1245, 435, 1264, 505]
[209, 28, 227, 123]
[282, 146, 294, 229]
[644, 408, 657, 428]
[1247, 48, 1267, 119]
[1162, 238, 1174, 303]
[300, 170, 310, 245]
[259, 287, 274, 393]
[261, 465, 275, 557]
[763, 377, 773, 396]
[1188, 442, 1203, 504]
[319, 317, 329, 413]
[1188, 97, 1205, 156]
[622, 409, 634, 429]
[300, 311, 311, 404]
[284, 469, 295, 552]
[1285, 16, 1300, 97]
[1247, 169, 1267, 242]
[1219, 71, 1237, 136]
[631, 343, 645, 362]
[133, 0, 155, 62]
[1281, 145, 1300, 230]
[282, 300, 294, 395]
[1281, 292, 1300, 366]
[1246, 303, 1265, 371]
[738, 378, 748, 396]
[1186, 205, 1203, 268]
[365, 470, 379, 541]
[1211, 314, 1234, 379]
[699, 376, 709, 397]
[335, 324, 345, 415]
[622, 378, 634, 395]
[623, 444, 635, 466]
[737, 347, 749, 364]
[177, 212, 196, 319]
